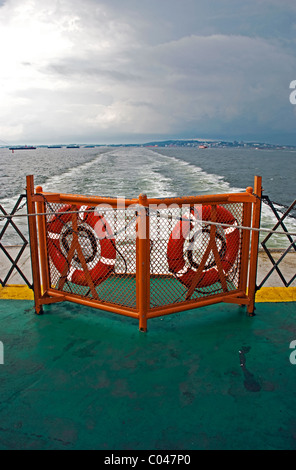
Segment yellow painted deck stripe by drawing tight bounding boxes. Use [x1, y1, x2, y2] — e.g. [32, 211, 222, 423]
[255, 287, 296, 303]
[0, 285, 34, 300]
[0, 284, 295, 303]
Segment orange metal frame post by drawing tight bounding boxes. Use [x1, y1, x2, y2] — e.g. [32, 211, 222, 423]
[35, 185, 50, 296]
[26, 175, 43, 314]
[137, 194, 150, 331]
[238, 187, 253, 295]
[247, 175, 262, 315]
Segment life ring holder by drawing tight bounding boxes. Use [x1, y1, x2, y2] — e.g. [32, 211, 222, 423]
[47, 204, 116, 287]
[167, 204, 240, 289]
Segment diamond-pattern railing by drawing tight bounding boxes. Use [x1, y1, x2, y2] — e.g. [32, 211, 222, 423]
[257, 196, 296, 289]
[0, 195, 32, 288]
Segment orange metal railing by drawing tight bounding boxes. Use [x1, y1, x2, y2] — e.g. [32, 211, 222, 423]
[26, 174, 262, 331]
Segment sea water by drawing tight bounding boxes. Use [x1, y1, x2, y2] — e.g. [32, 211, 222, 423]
[0, 145, 295, 247]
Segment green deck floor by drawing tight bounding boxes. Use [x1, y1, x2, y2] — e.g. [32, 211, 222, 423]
[0, 299, 295, 450]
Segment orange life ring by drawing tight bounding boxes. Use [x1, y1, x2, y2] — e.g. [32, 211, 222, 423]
[47, 205, 116, 287]
[167, 205, 240, 289]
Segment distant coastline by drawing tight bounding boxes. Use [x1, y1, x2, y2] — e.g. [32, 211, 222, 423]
[138, 139, 296, 150]
[2, 139, 296, 150]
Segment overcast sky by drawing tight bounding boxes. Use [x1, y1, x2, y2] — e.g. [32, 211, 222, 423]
[1, 0, 296, 145]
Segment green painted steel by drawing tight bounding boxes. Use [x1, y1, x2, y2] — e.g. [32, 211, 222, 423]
[0, 299, 295, 450]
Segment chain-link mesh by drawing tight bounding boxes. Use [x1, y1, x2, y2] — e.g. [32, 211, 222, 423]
[44, 199, 244, 312]
[45, 202, 138, 309]
[149, 202, 244, 309]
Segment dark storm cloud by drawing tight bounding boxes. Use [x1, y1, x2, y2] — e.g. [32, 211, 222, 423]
[1, 0, 296, 144]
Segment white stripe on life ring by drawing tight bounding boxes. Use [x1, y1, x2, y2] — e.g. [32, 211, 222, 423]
[224, 222, 238, 235]
[101, 257, 116, 266]
[67, 266, 76, 282]
[175, 266, 189, 277]
[48, 231, 60, 240]
[79, 205, 89, 220]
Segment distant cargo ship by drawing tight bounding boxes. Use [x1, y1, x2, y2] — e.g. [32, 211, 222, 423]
[9, 146, 36, 150]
